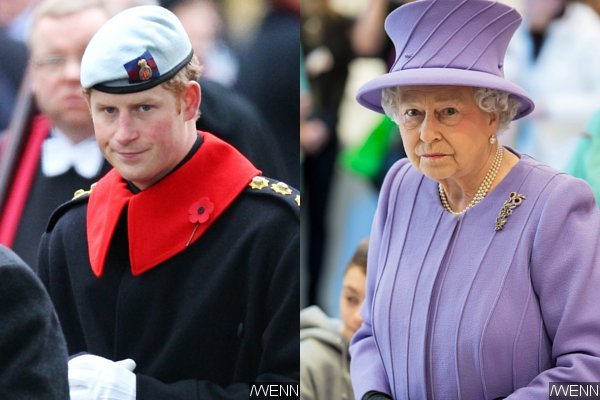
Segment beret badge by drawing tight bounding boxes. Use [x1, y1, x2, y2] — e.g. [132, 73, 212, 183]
[124, 49, 159, 84]
[138, 59, 152, 81]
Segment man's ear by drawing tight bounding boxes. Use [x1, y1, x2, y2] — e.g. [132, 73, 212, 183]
[182, 81, 201, 121]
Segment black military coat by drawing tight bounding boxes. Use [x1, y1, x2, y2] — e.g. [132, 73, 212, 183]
[38, 133, 299, 399]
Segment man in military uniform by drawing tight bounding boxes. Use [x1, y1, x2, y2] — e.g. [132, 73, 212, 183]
[38, 6, 299, 399]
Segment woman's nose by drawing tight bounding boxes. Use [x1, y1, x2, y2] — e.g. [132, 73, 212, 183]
[419, 112, 441, 143]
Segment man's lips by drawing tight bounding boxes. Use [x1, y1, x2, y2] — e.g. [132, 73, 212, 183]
[115, 150, 146, 159]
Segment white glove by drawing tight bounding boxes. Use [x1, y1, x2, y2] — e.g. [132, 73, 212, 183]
[69, 354, 137, 400]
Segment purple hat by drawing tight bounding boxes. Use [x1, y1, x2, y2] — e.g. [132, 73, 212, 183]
[357, 0, 534, 120]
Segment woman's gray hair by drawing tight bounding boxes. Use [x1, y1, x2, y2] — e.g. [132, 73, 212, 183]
[381, 86, 521, 131]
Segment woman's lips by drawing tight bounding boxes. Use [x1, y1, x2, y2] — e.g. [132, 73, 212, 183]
[422, 153, 447, 159]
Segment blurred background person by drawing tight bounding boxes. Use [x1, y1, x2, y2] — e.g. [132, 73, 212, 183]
[567, 110, 600, 203]
[160, 0, 288, 182]
[0, 27, 28, 132]
[162, 0, 239, 87]
[0, 0, 39, 42]
[0, 0, 113, 270]
[0, 0, 38, 133]
[504, 0, 600, 171]
[300, 238, 367, 400]
[236, 0, 300, 188]
[300, 0, 403, 314]
[301, 0, 357, 306]
[300, 0, 408, 311]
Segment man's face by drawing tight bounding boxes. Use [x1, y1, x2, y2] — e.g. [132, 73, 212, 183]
[88, 83, 199, 190]
[29, 8, 108, 139]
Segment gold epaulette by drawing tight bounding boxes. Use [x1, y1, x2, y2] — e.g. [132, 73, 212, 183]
[247, 176, 300, 208]
[72, 182, 97, 200]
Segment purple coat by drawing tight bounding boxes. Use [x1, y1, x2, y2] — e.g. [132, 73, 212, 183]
[350, 151, 600, 399]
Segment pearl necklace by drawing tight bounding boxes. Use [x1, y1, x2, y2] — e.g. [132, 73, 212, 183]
[439, 145, 503, 215]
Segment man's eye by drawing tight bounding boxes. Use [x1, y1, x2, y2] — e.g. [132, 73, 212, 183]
[104, 107, 117, 114]
[405, 109, 420, 117]
[139, 105, 152, 112]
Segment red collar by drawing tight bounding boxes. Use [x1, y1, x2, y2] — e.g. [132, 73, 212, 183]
[87, 131, 260, 277]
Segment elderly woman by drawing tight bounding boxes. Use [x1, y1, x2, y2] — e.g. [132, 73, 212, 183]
[349, 1, 600, 400]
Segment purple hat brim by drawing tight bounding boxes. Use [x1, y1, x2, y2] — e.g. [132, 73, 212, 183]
[356, 68, 535, 120]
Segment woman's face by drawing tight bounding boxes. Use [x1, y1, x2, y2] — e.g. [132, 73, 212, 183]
[395, 85, 498, 185]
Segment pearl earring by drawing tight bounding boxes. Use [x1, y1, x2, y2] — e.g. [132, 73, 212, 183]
[490, 136, 497, 144]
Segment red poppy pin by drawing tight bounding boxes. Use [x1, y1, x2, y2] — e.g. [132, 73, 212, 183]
[186, 197, 214, 246]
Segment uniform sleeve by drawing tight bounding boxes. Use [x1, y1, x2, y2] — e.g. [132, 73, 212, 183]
[507, 178, 600, 398]
[350, 161, 410, 399]
[0, 245, 69, 399]
[136, 223, 300, 399]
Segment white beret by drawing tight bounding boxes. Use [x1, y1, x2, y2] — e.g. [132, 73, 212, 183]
[80, 5, 193, 93]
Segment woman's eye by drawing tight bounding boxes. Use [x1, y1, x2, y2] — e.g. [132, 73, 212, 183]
[405, 109, 420, 117]
[441, 107, 458, 116]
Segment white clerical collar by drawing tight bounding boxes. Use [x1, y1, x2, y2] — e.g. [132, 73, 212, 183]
[41, 129, 104, 179]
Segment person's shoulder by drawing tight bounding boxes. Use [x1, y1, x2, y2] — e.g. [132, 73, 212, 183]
[300, 305, 339, 331]
[544, 173, 596, 206]
[521, 155, 586, 188]
[0, 245, 44, 292]
[0, 245, 28, 271]
[241, 176, 300, 218]
[45, 185, 93, 233]
[521, 156, 597, 208]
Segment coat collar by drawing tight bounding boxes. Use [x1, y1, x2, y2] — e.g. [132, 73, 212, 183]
[87, 131, 260, 277]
